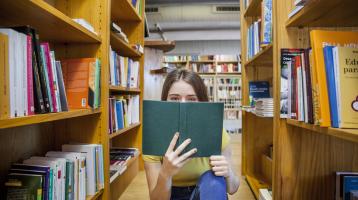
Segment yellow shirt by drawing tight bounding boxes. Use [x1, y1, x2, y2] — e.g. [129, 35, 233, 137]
[143, 130, 231, 187]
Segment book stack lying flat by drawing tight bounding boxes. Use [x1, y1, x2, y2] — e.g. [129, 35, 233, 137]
[109, 148, 139, 183]
[4, 144, 104, 200]
[259, 189, 272, 200]
[111, 22, 129, 43]
[253, 98, 274, 117]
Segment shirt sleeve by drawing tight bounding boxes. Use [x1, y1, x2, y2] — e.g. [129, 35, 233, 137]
[142, 154, 162, 163]
[221, 129, 231, 150]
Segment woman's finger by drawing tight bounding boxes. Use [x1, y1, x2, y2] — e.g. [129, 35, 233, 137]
[212, 166, 227, 172]
[166, 132, 180, 154]
[214, 171, 228, 177]
[210, 155, 225, 161]
[173, 138, 192, 156]
[210, 160, 227, 166]
[176, 148, 197, 164]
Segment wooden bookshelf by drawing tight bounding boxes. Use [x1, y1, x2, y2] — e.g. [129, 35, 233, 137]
[217, 60, 239, 63]
[244, 0, 262, 17]
[109, 123, 141, 139]
[189, 60, 215, 63]
[144, 40, 175, 52]
[111, 0, 142, 22]
[246, 175, 270, 199]
[163, 61, 188, 64]
[286, 0, 358, 27]
[110, 32, 142, 58]
[244, 44, 273, 67]
[0, 0, 101, 43]
[0, 109, 101, 129]
[86, 189, 104, 200]
[286, 119, 358, 143]
[109, 85, 142, 93]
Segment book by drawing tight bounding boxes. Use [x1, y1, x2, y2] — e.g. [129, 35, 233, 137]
[143, 100, 224, 157]
[0, 33, 9, 119]
[344, 176, 358, 200]
[335, 172, 358, 200]
[332, 46, 358, 128]
[261, 0, 272, 46]
[5, 173, 43, 200]
[41, 43, 57, 112]
[249, 81, 270, 106]
[310, 30, 358, 127]
[55, 61, 69, 111]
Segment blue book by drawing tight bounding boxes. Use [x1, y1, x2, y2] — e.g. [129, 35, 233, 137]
[323, 46, 339, 127]
[11, 164, 51, 200]
[249, 81, 270, 98]
[116, 100, 124, 130]
[344, 176, 358, 200]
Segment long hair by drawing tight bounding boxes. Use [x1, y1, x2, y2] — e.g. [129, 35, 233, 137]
[161, 69, 209, 102]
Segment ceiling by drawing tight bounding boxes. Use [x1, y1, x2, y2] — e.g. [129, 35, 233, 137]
[147, 0, 239, 5]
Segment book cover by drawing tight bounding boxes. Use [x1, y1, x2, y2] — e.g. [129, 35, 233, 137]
[261, 0, 272, 46]
[249, 81, 270, 106]
[310, 30, 358, 127]
[0, 33, 9, 119]
[116, 100, 124, 130]
[343, 176, 358, 200]
[333, 46, 358, 128]
[143, 100, 224, 157]
[5, 173, 43, 200]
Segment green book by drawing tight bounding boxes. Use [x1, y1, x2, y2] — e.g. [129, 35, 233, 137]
[65, 161, 74, 200]
[143, 100, 224, 157]
[5, 173, 43, 200]
[94, 59, 101, 108]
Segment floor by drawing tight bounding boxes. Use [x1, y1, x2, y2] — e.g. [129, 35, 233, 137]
[119, 134, 255, 200]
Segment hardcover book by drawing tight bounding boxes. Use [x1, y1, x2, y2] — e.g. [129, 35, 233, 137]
[143, 100, 224, 157]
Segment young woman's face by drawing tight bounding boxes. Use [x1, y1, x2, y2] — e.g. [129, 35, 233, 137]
[167, 80, 199, 102]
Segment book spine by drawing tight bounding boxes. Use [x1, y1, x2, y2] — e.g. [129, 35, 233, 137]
[33, 31, 50, 112]
[27, 35, 35, 115]
[291, 56, 297, 119]
[304, 49, 314, 124]
[20, 33, 27, 117]
[0, 33, 10, 119]
[94, 59, 101, 108]
[50, 51, 61, 112]
[42, 43, 57, 112]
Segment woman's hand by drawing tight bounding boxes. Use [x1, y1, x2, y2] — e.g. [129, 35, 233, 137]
[161, 132, 197, 178]
[209, 155, 231, 177]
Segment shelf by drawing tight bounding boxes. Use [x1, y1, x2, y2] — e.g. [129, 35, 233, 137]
[197, 72, 216, 75]
[243, 110, 274, 119]
[286, 119, 358, 143]
[286, 0, 358, 27]
[216, 72, 242, 75]
[110, 154, 139, 185]
[243, 0, 262, 17]
[244, 44, 273, 67]
[0, 109, 101, 129]
[111, 0, 142, 22]
[163, 61, 188, 64]
[144, 40, 175, 52]
[109, 86, 141, 94]
[86, 189, 104, 200]
[189, 60, 215, 63]
[110, 32, 142, 58]
[0, 0, 101, 43]
[109, 123, 141, 139]
[245, 174, 270, 200]
[217, 61, 239, 63]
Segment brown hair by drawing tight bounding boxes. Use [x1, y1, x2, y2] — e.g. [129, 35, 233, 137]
[161, 69, 209, 102]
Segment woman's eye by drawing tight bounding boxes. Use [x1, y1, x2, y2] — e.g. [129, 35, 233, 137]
[187, 97, 198, 102]
[169, 97, 180, 101]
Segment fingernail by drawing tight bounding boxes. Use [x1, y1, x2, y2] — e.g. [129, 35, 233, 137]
[188, 139, 192, 143]
[194, 148, 197, 152]
[175, 132, 179, 136]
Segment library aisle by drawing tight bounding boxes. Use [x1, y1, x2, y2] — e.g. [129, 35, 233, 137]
[119, 134, 255, 200]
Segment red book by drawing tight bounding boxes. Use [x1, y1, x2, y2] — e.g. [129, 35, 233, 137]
[41, 42, 58, 112]
[27, 35, 35, 115]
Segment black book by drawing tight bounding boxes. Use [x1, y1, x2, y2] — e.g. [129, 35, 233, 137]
[55, 61, 68, 111]
[11, 26, 46, 114]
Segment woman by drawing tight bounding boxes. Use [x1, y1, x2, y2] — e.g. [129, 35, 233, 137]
[143, 69, 240, 200]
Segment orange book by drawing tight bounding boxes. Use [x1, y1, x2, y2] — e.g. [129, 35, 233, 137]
[310, 30, 358, 127]
[61, 58, 97, 109]
[0, 33, 9, 119]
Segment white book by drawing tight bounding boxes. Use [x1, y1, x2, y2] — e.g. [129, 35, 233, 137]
[19, 32, 27, 116]
[301, 53, 308, 123]
[62, 144, 97, 195]
[288, 5, 304, 18]
[120, 57, 126, 88]
[130, 61, 139, 88]
[23, 158, 59, 200]
[89, 144, 104, 190]
[332, 47, 342, 126]
[50, 51, 61, 112]
[109, 48, 115, 86]
[259, 189, 272, 200]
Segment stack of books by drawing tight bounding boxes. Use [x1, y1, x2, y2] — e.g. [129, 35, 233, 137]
[111, 22, 129, 43]
[259, 189, 272, 200]
[280, 30, 358, 128]
[108, 95, 140, 134]
[253, 98, 274, 117]
[288, 0, 310, 18]
[4, 144, 104, 200]
[109, 47, 140, 89]
[110, 147, 139, 183]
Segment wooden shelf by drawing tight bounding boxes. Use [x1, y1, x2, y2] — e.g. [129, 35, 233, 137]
[109, 123, 141, 139]
[0, 0, 101, 43]
[197, 72, 216, 75]
[217, 61, 239, 63]
[246, 175, 270, 200]
[109, 86, 141, 94]
[163, 61, 188, 64]
[286, 0, 358, 27]
[244, 44, 273, 67]
[286, 119, 358, 143]
[189, 60, 215, 63]
[144, 40, 175, 52]
[86, 189, 104, 200]
[111, 0, 142, 22]
[216, 72, 242, 75]
[0, 109, 101, 129]
[110, 32, 141, 58]
[243, 0, 262, 17]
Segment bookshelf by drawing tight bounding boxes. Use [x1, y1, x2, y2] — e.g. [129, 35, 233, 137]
[241, 0, 358, 199]
[0, 0, 144, 199]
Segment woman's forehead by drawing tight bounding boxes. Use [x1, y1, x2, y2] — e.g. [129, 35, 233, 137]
[168, 80, 196, 96]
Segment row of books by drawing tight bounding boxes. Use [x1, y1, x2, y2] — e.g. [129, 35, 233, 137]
[188, 55, 214, 61]
[108, 95, 140, 134]
[189, 63, 215, 73]
[109, 147, 139, 183]
[109, 47, 140, 88]
[280, 30, 358, 128]
[5, 144, 104, 200]
[163, 55, 240, 63]
[163, 55, 187, 62]
[246, 0, 272, 59]
[335, 172, 358, 200]
[215, 55, 240, 61]
[216, 63, 241, 73]
[0, 26, 101, 120]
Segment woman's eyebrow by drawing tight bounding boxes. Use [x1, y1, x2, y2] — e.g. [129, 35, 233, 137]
[186, 95, 198, 97]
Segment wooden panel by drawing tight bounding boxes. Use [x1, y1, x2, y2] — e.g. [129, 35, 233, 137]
[86, 189, 104, 200]
[144, 40, 175, 52]
[244, 44, 273, 67]
[246, 174, 270, 199]
[111, 0, 142, 22]
[261, 154, 273, 184]
[109, 123, 141, 139]
[109, 86, 141, 94]
[244, 0, 262, 17]
[0, 109, 101, 129]
[286, 0, 358, 27]
[110, 32, 142, 58]
[0, 0, 101, 43]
